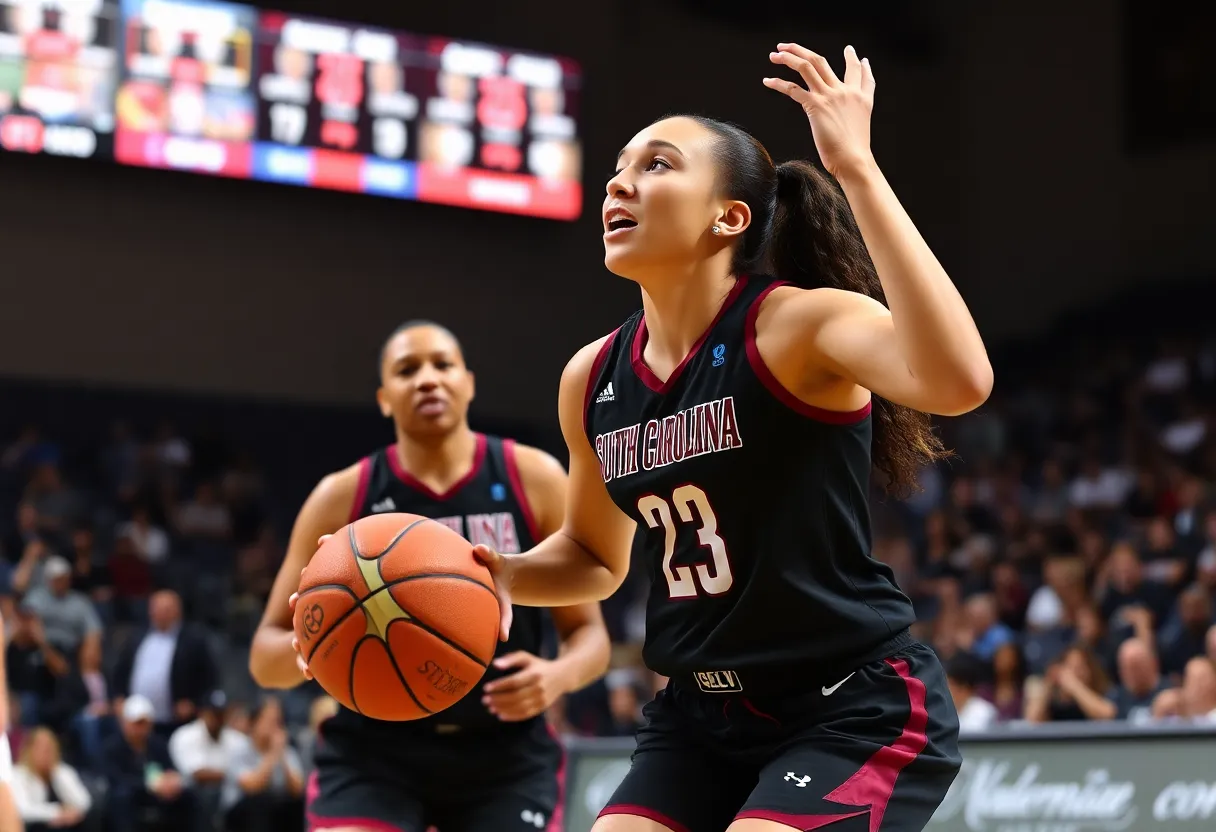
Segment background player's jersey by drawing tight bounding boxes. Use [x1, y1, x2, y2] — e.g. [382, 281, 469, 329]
[323, 433, 548, 746]
[584, 276, 915, 689]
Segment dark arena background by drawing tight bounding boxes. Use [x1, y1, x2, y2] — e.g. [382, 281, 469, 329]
[1, 0, 1215, 830]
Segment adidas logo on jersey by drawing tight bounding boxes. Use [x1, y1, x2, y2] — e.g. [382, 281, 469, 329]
[596, 382, 615, 404]
[370, 497, 397, 513]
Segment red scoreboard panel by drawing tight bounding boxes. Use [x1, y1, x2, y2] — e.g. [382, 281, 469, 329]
[252, 13, 582, 220]
[0, 0, 119, 157]
[113, 0, 257, 177]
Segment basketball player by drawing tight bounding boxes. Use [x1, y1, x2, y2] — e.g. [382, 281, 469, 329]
[249, 321, 610, 832]
[469, 44, 993, 831]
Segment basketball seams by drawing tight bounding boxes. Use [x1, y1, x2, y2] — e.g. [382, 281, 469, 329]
[296, 574, 495, 664]
[348, 635, 434, 718]
[390, 611, 491, 668]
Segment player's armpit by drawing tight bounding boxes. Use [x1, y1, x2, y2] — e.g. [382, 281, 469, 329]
[506, 337, 636, 607]
[757, 286, 988, 417]
[249, 464, 361, 689]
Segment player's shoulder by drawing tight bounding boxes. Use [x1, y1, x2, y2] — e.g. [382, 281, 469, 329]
[506, 442, 568, 503]
[758, 284, 888, 330]
[310, 456, 371, 507]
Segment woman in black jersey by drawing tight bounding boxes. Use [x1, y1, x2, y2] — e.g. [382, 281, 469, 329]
[251, 321, 610, 832]
[467, 43, 992, 832]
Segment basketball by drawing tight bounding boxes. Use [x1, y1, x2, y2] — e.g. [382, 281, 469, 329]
[293, 513, 500, 721]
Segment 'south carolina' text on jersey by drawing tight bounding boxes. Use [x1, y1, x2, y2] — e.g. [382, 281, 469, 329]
[594, 396, 744, 484]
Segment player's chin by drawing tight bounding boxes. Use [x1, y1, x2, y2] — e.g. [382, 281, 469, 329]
[603, 247, 648, 280]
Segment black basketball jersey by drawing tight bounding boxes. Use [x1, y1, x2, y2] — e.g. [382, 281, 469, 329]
[324, 433, 547, 742]
[584, 276, 915, 693]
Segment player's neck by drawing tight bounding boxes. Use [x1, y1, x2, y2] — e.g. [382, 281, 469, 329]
[394, 426, 479, 491]
[637, 259, 737, 372]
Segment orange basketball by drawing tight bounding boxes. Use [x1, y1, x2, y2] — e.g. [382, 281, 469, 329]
[293, 513, 500, 721]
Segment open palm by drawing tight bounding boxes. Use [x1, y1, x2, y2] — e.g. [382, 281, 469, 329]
[763, 43, 876, 178]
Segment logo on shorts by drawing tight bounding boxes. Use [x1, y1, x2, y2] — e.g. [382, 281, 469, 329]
[694, 670, 743, 693]
[520, 809, 545, 828]
[784, 772, 811, 788]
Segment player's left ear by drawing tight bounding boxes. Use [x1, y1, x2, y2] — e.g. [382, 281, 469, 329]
[714, 200, 751, 240]
[466, 371, 476, 403]
[375, 387, 392, 418]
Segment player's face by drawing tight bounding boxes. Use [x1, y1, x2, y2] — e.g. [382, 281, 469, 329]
[603, 117, 724, 279]
[378, 326, 475, 439]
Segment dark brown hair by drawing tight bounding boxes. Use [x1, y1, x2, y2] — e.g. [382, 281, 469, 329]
[670, 114, 949, 495]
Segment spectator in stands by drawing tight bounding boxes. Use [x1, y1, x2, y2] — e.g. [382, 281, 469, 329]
[957, 593, 1015, 664]
[113, 590, 218, 734]
[67, 527, 112, 613]
[295, 696, 337, 775]
[1097, 543, 1174, 630]
[988, 642, 1025, 721]
[11, 727, 93, 832]
[117, 506, 170, 565]
[107, 532, 153, 624]
[5, 607, 67, 727]
[1140, 515, 1187, 587]
[1179, 656, 1216, 722]
[1157, 584, 1214, 678]
[20, 556, 103, 659]
[221, 697, 303, 832]
[101, 695, 195, 832]
[1107, 638, 1166, 724]
[59, 636, 113, 769]
[24, 464, 83, 549]
[946, 652, 999, 732]
[169, 690, 243, 826]
[174, 483, 232, 542]
[1025, 645, 1112, 722]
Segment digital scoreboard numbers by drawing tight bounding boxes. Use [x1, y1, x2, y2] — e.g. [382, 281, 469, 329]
[252, 11, 420, 198]
[414, 39, 581, 220]
[113, 0, 256, 177]
[0, 0, 119, 158]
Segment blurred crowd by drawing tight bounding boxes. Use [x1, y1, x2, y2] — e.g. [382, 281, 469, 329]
[2, 292, 1215, 831]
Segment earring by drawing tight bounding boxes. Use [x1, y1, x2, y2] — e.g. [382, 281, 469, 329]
[711, 225, 721, 235]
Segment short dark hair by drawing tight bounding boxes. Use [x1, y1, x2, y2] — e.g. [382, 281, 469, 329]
[378, 319, 464, 374]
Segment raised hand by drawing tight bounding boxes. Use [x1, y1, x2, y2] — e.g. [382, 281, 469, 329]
[763, 43, 876, 178]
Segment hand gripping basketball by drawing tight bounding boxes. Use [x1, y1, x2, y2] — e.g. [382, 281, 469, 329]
[471, 544, 514, 641]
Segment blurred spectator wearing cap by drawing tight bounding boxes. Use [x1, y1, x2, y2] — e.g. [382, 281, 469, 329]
[101, 694, 196, 832]
[112, 590, 219, 733]
[222, 697, 302, 832]
[19, 556, 102, 659]
[11, 727, 93, 832]
[169, 690, 243, 825]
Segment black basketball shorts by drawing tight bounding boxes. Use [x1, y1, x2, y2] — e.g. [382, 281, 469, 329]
[600, 641, 962, 832]
[306, 719, 565, 832]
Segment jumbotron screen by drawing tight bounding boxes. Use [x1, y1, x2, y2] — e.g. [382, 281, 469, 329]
[1, 1, 584, 220]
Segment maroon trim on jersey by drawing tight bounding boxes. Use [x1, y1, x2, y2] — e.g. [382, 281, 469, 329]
[744, 280, 873, 424]
[305, 770, 406, 832]
[583, 328, 621, 431]
[734, 656, 929, 832]
[502, 438, 542, 543]
[545, 721, 567, 832]
[348, 456, 373, 524]
[598, 805, 691, 832]
[630, 276, 750, 394]
[385, 433, 488, 502]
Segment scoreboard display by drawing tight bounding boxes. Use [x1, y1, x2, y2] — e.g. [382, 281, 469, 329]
[0, 1, 583, 220]
[0, 0, 119, 158]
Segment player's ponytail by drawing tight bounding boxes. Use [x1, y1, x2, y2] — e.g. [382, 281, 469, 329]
[673, 113, 949, 495]
[767, 159, 948, 496]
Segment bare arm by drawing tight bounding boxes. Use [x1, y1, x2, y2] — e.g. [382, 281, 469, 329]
[497, 339, 637, 608]
[513, 444, 611, 692]
[248, 465, 361, 689]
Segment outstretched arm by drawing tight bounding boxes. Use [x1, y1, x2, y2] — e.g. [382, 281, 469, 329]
[763, 43, 992, 415]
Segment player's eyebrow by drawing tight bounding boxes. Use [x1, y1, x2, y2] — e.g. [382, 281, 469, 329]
[616, 139, 686, 163]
